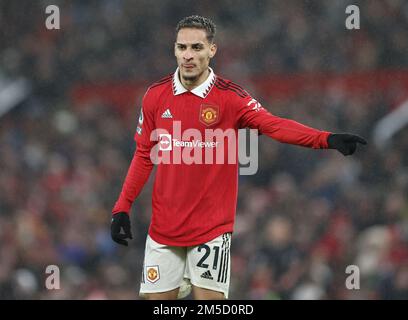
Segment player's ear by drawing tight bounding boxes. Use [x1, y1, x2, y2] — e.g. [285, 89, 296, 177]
[209, 43, 217, 58]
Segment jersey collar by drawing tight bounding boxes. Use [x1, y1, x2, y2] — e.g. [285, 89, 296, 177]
[172, 67, 216, 98]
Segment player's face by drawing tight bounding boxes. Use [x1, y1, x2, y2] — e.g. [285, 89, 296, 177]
[175, 28, 217, 83]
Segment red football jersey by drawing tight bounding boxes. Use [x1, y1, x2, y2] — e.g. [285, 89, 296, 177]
[113, 67, 331, 246]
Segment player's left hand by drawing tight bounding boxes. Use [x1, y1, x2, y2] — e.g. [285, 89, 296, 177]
[327, 133, 367, 156]
[111, 212, 133, 246]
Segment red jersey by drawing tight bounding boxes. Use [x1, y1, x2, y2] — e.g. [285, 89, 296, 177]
[113, 67, 331, 246]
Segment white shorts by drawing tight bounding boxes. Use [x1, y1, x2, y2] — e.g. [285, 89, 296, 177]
[139, 233, 231, 299]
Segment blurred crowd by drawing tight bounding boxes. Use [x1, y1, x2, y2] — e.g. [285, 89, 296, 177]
[0, 0, 407, 299]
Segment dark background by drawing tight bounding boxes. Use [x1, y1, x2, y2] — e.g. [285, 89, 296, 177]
[0, 0, 407, 299]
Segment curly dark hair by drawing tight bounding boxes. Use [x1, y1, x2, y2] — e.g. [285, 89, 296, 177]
[176, 15, 216, 43]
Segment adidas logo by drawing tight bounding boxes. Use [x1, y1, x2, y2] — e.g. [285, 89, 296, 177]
[161, 108, 173, 119]
[200, 270, 213, 280]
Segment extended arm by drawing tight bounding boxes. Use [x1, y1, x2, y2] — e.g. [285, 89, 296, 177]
[237, 96, 366, 154]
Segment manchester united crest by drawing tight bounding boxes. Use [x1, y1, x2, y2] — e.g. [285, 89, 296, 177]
[200, 104, 220, 126]
[146, 265, 160, 283]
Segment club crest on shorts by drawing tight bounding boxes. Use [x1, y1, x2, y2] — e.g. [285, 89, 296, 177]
[200, 104, 219, 126]
[146, 265, 160, 283]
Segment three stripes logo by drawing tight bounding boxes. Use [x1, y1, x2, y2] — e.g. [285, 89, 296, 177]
[215, 78, 248, 98]
[161, 108, 173, 119]
[217, 233, 231, 283]
[200, 270, 213, 280]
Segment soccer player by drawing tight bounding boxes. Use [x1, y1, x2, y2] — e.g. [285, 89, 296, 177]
[111, 15, 366, 300]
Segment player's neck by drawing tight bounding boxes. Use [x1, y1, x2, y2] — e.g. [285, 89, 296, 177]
[179, 68, 210, 91]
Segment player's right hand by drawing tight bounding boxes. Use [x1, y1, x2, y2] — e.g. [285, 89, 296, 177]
[111, 212, 133, 246]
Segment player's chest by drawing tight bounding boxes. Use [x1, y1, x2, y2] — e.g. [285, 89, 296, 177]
[155, 94, 231, 133]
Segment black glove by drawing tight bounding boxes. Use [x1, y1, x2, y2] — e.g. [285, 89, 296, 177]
[111, 212, 133, 246]
[327, 133, 367, 156]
